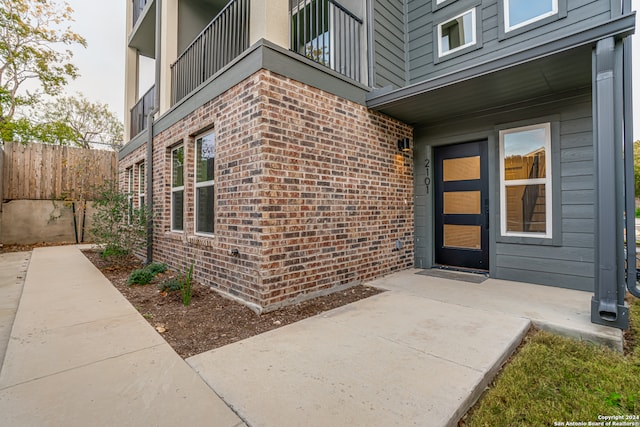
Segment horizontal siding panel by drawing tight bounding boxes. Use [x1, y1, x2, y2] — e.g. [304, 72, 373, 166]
[374, 0, 407, 88]
[562, 204, 594, 219]
[562, 189, 595, 205]
[495, 267, 594, 291]
[496, 254, 594, 278]
[561, 175, 594, 191]
[495, 243, 594, 262]
[561, 146, 593, 163]
[561, 132, 593, 149]
[562, 232, 595, 248]
[561, 160, 593, 177]
[562, 218, 594, 233]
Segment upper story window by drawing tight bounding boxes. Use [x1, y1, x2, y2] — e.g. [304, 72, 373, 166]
[126, 167, 134, 224]
[437, 9, 476, 57]
[504, 0, 557, 32]
[499, 123, 552, 239]
[171, 146, 184, 232]
[195, 132, 215, 236]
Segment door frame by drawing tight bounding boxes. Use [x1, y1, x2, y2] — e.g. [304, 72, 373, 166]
[413, 131, 497, 276]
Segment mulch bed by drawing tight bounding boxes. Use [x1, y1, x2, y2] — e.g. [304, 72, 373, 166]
[82, 250, 383, 358]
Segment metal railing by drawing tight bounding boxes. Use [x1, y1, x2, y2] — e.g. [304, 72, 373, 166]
[132, 0, 149, 28]
[170, 0, 250, 105]
[130, 85, 155, 138]
[290, 0, 364, 84]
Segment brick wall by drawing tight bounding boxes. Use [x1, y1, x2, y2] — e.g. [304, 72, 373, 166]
[119, 69, 414, 311]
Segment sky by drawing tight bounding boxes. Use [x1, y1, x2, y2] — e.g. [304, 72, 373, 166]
[62, 0, 640, 140]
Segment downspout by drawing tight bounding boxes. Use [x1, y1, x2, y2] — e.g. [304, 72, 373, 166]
[591, 37, 627, 327]
[145, 0, 162, 264]
[623, 0, 640, 298]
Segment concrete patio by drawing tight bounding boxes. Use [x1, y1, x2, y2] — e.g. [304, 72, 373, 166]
[0, 245, 623, 427]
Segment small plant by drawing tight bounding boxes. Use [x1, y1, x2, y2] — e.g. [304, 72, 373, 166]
[636, 206, 640, 218]
[181, 263, 194, 306]
[157, 277, 183, 292]
[146, 262, 167, 275]
[127, 268, 154, 286]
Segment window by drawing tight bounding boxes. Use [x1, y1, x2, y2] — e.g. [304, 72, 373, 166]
[499, 123, 552, 238]
[127, 167, 134, 224]
[138, 162, 145, 208]
[437, 9, 476, 57]
[195, 132, 215, 235]
[504, 0, 557, 32]
[171, 146, 184, 232]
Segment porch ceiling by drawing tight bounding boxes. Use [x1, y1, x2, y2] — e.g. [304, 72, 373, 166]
[129, 0, 156, 58]
[368, 45, 593, 127]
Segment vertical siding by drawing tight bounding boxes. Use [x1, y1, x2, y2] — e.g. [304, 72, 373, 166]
[407, 0, 611, 85]
[413, 95, 596, 292]
[373, 0, 407, 88]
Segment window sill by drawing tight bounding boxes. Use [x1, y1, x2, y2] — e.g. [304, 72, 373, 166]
[187, 234, 216, 247]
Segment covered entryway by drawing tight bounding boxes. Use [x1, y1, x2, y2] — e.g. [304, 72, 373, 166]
[434, 141, 489, 271]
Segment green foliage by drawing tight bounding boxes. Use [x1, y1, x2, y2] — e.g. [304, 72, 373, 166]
[157, 277, 183, 292]
[146, 262, 167, 275]
[0, 0, 86, 141]
[636, 207, 640, 219]
[90, 180, 147, 259]
[127, 268, 154, 286]
[466, 296, 640, 426]
[181, 263, 194, 306]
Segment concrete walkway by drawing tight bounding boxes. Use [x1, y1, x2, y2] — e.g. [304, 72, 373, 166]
[0, 246, 623, 426]
[0, 246, 244, 427]
[0, 251, 30, 368]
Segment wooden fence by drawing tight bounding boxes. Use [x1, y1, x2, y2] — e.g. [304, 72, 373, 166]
[1, 142, 117, 201]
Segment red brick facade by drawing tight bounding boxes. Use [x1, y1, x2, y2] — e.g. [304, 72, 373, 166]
[119, 70, 414, 311]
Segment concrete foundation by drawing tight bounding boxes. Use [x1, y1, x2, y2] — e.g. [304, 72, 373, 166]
[0, 200, 96, 245]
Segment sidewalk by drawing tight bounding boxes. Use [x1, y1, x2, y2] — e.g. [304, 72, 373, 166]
[0, 245, 623, 427]
[0, 246, 244, 427]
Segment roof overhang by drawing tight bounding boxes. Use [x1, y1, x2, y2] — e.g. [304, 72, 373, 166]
[366, 13, 636, 127]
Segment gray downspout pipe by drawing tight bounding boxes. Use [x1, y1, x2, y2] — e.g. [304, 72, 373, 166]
[623, 0, 640, 298]
[593, 37, 621, 323]
[145, 0, 162, 264]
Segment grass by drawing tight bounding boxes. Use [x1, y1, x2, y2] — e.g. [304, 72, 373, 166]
[465, 295, 640, 426]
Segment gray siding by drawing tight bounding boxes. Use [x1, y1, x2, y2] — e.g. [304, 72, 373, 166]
[413, 94, 596, 292]
[373, 0, 407, 88]
[406, 0, 612, 84]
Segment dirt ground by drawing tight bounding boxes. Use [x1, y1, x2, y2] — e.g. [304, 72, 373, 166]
[82, 250, 383, 358]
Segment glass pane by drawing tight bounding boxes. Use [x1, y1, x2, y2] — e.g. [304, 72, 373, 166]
[172, 190, 184, 231]
[138, 163, 145, 192]
[196, 185, 215, 234]
[443, 191, 481, 214]
[197, 134, 215, 183]
[503, 128, 546, 180]
[440, 10, 474, 53]
[444, 224, 481, 249]
[172, 146, 184, 188]
[505, 185, 546, 233]
[443, 156, 480, 181]
[508, 0, 555, 27]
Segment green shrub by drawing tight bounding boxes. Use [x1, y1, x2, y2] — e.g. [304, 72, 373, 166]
[157, 277, 183, 292]
[127, 268, 154, 286]
[90, 180, 148, 258]
[146, 262, 167, 275]
[636, 207, 640, 218]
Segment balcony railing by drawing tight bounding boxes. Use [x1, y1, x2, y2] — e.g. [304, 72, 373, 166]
[132, 0, 149, 28]
[290, 0, 364, 84]
[130, 85, 155, 138]
[170, 0, 250, 105]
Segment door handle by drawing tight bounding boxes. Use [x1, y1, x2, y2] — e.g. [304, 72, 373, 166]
[484, 198, 489, 229]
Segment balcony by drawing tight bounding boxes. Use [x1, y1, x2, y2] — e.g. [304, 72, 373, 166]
[290, 0, 366, 84]
[170, 0, 250, 105]
[130, 85, 155, 137]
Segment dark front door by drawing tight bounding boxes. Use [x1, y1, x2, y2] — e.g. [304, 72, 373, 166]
[434, 141, 489, 271]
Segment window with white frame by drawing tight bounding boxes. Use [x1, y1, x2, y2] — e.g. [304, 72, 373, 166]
[195, 132, 215, 235]
[504, 0, 557, 32]
[499, 123, 552, 238]
[127, 167, 134, 224]
[171, 145, 184, 232]
[138, 162, 145, 209]
[437, 8, 476, 57]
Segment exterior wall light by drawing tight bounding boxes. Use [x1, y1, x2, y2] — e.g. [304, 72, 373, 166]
[398, 137, 411, 152]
